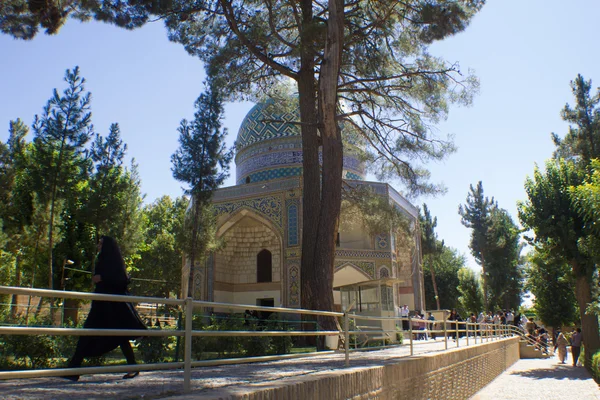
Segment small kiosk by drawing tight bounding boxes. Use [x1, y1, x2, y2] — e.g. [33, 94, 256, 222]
[334, 277, 405, 344]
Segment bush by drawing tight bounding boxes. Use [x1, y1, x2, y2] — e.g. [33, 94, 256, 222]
[266, 314, 293, 355]
[396, 327, 404, 344]
[2, 333, 57, 369]
[591, 350, 600, 383]
[138, 329, 174, 363]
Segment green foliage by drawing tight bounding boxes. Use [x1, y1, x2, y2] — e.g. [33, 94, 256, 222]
[422, 245, 464, 311]
[2, 332, 57, 369]
[341, 185, 412, 245]
[519, 159, 589, 272]
[525, 246, 578, 329]
[591, 351, 600, 383]
[266, 314, 293, 355]
[420, 204, 444, 310]
[552, 74, 600, 163]
[485, 208, 524, 310]
[137, 329, 174, 363]
[134, 195, 188, 298]
[520, 74, 600, 369]
[29, 66, 94, 290]
[457, 267, 484, 315]
[396, 327, 404, 344]
[460, 181, 523, 310]
[172, 76, 233, 298]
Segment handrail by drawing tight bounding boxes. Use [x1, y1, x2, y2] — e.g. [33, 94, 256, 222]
[0, 285, 519, 395]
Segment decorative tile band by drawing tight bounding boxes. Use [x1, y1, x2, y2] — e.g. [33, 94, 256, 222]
[214, 195, 283, 231]
[238, 167, 303, 185]
[286, 201, 299, 247]
[237, 150, 303, 178]
[288, 262, 300, 307]
[334, 260, 376, 279]
[214, 177, 300, 201]
[335, 249, 392, 259]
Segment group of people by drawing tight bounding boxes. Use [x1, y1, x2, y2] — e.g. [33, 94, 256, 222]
[396, 304, 436, 340]
[554, 328, 583, 366]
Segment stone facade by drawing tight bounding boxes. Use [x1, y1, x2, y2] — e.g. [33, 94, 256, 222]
[184, 99, 425, 313]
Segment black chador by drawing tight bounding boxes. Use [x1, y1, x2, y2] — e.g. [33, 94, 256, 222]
[65, 236, 146, 381]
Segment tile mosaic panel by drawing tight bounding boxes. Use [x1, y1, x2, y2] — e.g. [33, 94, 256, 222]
[286, 200, 299, 247]
[237, 150, 303, 178]
[379, 266, 390, 278]
[287, 261, 300, 307]
[214, 196, 283, 231]
[213, 177, 299, 201]
[238, 167, 303, 185]
[235, 138, 301, 165]
[334, 260, 376, 279]
[335, 249, 392, 259]
[376, 234, 389, 250]
[236, 101, 301, 152]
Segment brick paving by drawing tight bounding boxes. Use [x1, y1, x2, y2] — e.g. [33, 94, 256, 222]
[470, 356, 600, 400]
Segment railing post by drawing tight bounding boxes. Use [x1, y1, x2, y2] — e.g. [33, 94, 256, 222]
[456, 321, 459, 347]
[408, 317, 413, 356]
[184, 297, 193, 393]
[443, 310, 448, 350]
[466, 322, 469, 346]
[344, 312, 350, 367]
[474, 322, 477, 344]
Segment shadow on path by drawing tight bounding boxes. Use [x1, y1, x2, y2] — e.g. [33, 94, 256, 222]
[510, 364, 591, 381]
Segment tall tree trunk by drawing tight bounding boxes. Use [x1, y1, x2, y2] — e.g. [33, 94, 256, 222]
[312, 0, 344, 344]
[573, 261, 600, 370]
[481, 254, 488, 311]
[187, 199, 201, 298]
[9, 252, 22, 318]
[298, 0, 320, 312]
[429, 258, 441, 310]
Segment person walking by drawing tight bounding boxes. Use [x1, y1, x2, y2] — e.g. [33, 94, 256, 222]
[554, 329, 569, 364]
[570, 328, 583, 367]
[63, 236, 147, 381]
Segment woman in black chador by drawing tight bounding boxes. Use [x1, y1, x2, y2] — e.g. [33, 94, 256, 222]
[64, 236, 146, 381]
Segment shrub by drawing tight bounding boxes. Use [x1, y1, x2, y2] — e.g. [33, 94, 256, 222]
[2, 333, 57, 369]
[138, 329, 174, 363]
[591, 350, 600, 383]
[396, 327, 404, 344]
[266, 314, 292, 355]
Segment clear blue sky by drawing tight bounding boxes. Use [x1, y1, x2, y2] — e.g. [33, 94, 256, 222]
[1, 0, 599, 271]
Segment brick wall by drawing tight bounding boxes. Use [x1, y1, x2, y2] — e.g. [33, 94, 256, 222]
[215, 219, 281, 284]
[196, 337, 520, 400]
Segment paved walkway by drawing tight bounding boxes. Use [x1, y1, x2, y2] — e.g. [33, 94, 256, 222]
[5, 338, 596, 400]
[0, 338, 454, 399]
[470, 356, 600, 400]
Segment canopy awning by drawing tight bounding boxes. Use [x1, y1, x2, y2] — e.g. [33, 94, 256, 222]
[333, 277, 406, 291]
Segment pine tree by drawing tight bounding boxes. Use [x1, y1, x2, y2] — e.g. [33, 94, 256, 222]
[420, 204, 443, 310]
[552, 74, 600, 162]
[171, 77, 233, 298]
[458, 181, 495, 310]
[87, 123, 129, 241]
[457, 267, 484, 315]
[30, 66, 93, 291]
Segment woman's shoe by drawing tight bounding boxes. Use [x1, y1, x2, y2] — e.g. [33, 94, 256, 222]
[123, 371, 139, 380]
[60, 375, 80, 382]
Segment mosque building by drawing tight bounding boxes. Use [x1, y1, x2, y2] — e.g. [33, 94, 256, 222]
[183, 99, 425, 316]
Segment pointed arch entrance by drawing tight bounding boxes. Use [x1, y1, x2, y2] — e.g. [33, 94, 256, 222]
[213, 208, 283, 309]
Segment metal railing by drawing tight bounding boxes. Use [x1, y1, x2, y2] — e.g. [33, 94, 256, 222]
[0, 286, 522, 394]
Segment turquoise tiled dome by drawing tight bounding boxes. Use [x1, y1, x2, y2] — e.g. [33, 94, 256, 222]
[236, 99, 300, 153]
[235, 99, 366, 184]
